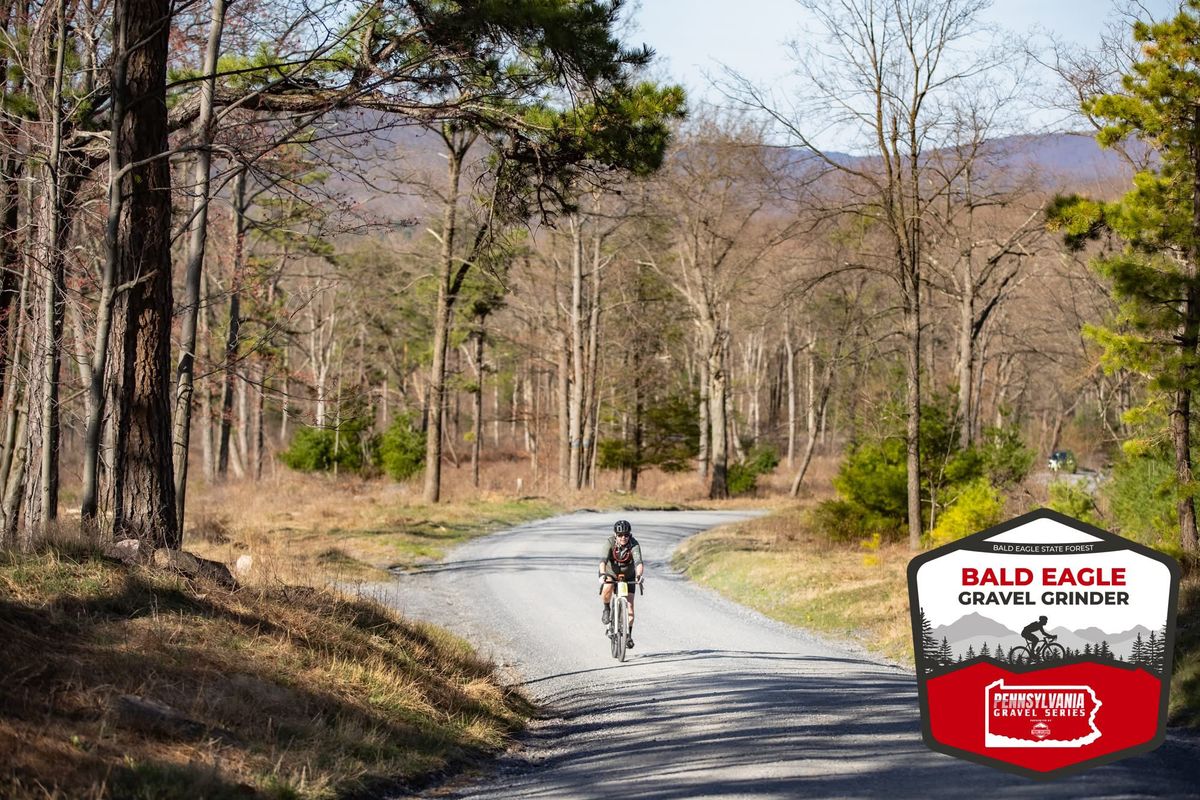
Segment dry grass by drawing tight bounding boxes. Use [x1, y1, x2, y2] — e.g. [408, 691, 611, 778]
[178, 455, 817, 589]
[673, 501, 915, 665]
[182, 472, 561, 587]
[0, 547, 532, 799]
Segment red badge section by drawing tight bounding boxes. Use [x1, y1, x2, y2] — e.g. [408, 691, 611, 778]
[908, 509, 1180, 779]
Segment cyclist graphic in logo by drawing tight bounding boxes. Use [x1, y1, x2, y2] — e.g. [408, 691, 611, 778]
[1022, 615, 1051, 650]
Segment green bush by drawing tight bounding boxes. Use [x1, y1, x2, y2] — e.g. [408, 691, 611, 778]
[280, 426, 338, 472]
[727, 445, 780, 496]
[1048, 480, 1100, 526]
[833, 437, 909, 521]
[280, 416, 377, 474]
[597, 392, 700, 476]
[727, 463, 756, 496]
[980, 426, 1035, 487]
[808, 499, 900, 543]
[597, 438, 637, 471]
[378, 414, 425, 481]
[822, 394, 1030, 542]
[1103, 451, 1177, 547]
[930, 479, 1004, 545]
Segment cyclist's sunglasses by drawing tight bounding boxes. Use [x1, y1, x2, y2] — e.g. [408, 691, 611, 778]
[615, 532, 630, 538]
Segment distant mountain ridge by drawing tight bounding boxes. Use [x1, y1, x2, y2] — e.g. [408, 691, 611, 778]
[318, 120, 1138, 220]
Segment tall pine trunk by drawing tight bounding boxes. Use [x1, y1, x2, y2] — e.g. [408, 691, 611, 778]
[107, 0, 178, 546]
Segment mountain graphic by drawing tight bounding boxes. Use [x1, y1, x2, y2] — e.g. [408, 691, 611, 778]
[930, 612, 1016, 642]
[932, 614, 1159, 652]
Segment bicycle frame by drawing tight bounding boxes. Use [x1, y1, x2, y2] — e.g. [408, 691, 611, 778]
[600, 575, 642, 662]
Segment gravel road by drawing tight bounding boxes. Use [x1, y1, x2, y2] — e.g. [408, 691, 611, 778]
[368, 510, 1200, 799]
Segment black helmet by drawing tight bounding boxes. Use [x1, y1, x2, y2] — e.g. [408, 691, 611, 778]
[613, 520, 632, 535]
[1039, 615, 1048, 624]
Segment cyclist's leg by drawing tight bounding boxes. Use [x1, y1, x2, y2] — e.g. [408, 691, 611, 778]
[601, 581, 614, 623]
[624, 570, 636, 646]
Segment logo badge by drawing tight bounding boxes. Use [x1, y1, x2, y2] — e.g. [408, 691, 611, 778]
[908, 509, 1180, 778]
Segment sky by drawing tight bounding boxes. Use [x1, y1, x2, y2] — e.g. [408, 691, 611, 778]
[626, 0, 1179, 147]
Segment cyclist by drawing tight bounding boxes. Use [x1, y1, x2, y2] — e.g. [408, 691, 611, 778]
[1021, 615, 1054, 655]
[599, 519, 643, 649]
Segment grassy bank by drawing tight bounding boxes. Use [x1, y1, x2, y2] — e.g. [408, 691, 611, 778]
[672, 505, 914, 664]
[0, 547, 533, 799]
[673, 505, 1200, 726]
[185, 475, 561, 586]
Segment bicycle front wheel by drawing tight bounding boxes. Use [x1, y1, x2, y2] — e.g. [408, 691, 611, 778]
[1041, 642, 1066, 661]
[608, 600, 619, 658]
[614, 597, 628, 662]
[1009, 646, 1032, 666]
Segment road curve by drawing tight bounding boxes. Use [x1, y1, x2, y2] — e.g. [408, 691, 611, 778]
[369, 510, 1200, 799]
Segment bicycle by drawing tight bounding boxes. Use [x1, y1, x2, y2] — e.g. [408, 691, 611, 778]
[600, 575, 643, 662]
[1008, 634, 1065, 665]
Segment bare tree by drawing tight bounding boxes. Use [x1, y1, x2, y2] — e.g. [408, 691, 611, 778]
[728, 0, 1013, 546]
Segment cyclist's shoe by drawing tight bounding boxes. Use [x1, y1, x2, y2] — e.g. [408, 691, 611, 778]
[601, 606, 611, 625]
[626, 636, 634, 649]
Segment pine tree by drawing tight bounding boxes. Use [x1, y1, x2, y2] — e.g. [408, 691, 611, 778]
[919, 608, 938, 673]
[1052, 1, 1200, 554]
[938, 637, 953, 667]
[1148, 630, 1160, 672]
[1132, 632, 1146, 666]
[1084, 643, 1093, 657]
[980, 642, 991, 659]
[965, 645, 976, 661]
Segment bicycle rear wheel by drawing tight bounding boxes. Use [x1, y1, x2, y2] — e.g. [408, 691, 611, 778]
[1041, 642, 1066, 661]
[1009, 646, 1032, 666]
[614, 597, 628, 662]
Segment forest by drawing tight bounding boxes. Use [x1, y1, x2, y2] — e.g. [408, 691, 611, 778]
[1, 0, 1184, 557]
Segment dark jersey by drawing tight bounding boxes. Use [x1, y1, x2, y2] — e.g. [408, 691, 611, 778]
[1022, 621, 1047, 638]
[601, 534, 643, 576]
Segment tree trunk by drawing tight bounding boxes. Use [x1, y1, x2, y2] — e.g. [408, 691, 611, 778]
[280, 345, 290, 444]
[568, 216, 584, 490]
[582, 238, 602, 488]
[791, 350, 836, 496]
[422, 131, 470, 503]
[172, 0, 226, 530]
[217, 170, 246, 480]
[254, 360, 265, 480]
[697, 337, 709, 481]
[708, 352, 729, 500]
[2, 409, 27, 543]
[107, 0, 178, 546]
[785, 326, 796, 468]
[905, 282, 922, 550]
[471, 316, 484, 489]
[956, 279, 974, 449]
[630, 345, 643, 493]
[21, 0, 71, 545]
[0, 258, 29, 502]
[557, 328, 570, 488]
